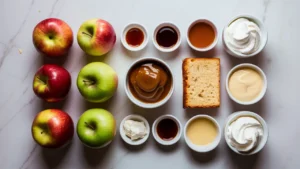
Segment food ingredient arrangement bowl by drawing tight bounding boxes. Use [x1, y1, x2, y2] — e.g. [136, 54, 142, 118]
[120, 114, 150, 146]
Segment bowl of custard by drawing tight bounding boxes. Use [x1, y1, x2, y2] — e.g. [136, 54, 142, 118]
[124, 57, 174, 108]
[184, 115, 221, 153]
[226, 63, 267, 105]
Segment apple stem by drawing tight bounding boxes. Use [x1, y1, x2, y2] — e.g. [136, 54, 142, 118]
[82, 32, 92, 38]
[85, 122, 95, 130]
[83, 80, 95, 86]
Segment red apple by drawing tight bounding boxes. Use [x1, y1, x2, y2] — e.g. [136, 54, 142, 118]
[32, 109, 74, 148]
[77, 19, 116, 56]
[33, 18, 73, 57]
[33, 64, 71, 102]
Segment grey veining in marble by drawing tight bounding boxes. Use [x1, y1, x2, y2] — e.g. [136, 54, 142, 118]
[1, 0, 300, 168]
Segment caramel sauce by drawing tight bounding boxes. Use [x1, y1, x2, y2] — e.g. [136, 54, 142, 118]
[126, 28, 144, 47]
[129, 61, 172, 103]
[188, 22, 215, 48]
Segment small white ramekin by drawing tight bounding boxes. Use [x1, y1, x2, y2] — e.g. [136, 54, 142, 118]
[153, 22, 181, 52]
[184, 115, 221, 153]
[152, 115, 182, 146]
[124, 57, 174, 108]
[224, 111, 268, 155]
[121, 23, 148, 52]
[222, 15, 268, 58]
[186, 19, 218, 52]
[119, 114, 150, 146]
[226, 63, 267, 105]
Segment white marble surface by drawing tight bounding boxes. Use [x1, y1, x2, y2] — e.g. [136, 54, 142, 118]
[0, 0, 299, 168]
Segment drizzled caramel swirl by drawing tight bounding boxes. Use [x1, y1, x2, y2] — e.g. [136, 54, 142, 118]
[129, 63, 170, 103]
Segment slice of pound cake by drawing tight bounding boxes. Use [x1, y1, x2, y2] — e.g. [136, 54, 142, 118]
[182, 58, 220, 108]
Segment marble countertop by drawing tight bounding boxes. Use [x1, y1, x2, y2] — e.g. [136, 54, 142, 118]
[1, 0, 299, 168]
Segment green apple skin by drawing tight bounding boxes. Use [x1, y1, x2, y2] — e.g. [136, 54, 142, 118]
[77, 108, 116, 148]
[77, 19, 116, 56]
[77, 62, 118, 103]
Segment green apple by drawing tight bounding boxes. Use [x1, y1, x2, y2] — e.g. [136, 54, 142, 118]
[77, 108, 116, 148]
[77, 62, 118, 103]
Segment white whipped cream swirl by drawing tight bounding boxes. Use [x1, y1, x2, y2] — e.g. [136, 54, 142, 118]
[226, 116, 263, 152]
[225, 18, 261, 55]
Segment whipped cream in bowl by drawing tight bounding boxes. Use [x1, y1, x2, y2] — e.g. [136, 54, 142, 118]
[225, 111, 268, 155]
[223, 15, 268, 58]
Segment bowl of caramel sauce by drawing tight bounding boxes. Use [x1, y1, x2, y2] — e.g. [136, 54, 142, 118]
[125, 57, 174, 108]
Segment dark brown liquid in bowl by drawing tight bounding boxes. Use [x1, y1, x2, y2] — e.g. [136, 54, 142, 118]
[128, 60, 172, 103]
[156, 26, 178, 48]
[157, 119, 178, 141]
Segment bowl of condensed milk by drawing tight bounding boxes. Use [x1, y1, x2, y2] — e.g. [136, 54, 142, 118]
[226, 63, 267, 105]
[184, 115, 221, 153]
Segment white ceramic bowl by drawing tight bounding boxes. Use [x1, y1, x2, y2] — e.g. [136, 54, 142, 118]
[186, 19, 218, 52]
[153, 22, 181, 52]
[222, 15, 268, 58]
[119, 114, 150, 146]
[124, 57, 174, 108]
[152, 115, 182, 146]
[226, 63, 267, 105]
[184, 115, 221, 153]
[224, 111, 268, 155]
[121, 23, 148, 52]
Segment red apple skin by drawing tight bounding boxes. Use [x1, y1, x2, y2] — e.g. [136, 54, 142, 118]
[93, 19, 116, 55]
[31, 109, 74, 148]
[77, 19, 116, 56]
[33, 18, 73, 57]
[33, 64, 71, 102]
